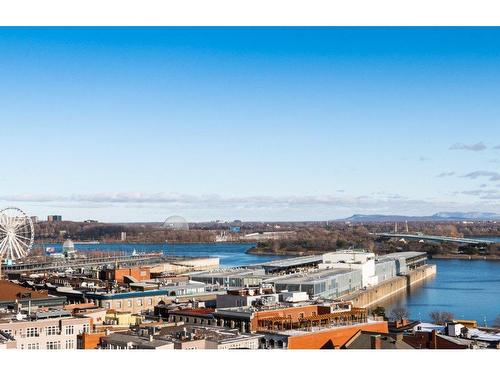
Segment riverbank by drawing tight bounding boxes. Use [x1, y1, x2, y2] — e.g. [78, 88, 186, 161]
[246, 247, 322, 257]
[345, 264, 437, 309]
[430, 254, 500, 261]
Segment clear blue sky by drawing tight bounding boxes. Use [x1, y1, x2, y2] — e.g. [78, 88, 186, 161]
[1, 27, 500, 222]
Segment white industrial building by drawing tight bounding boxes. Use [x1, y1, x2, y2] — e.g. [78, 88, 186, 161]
[319, 250, 378, 288]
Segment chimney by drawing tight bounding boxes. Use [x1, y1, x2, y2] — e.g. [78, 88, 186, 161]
[370, 335, 382, 350]
[148, 335, 154, 342]
[431, 330, 438, 349]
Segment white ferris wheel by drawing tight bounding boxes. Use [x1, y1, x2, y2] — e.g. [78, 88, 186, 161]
[0, 207, 34, 261]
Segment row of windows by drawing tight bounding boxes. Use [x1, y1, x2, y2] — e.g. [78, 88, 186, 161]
[19, 340, 74, 350]
[11, 324, 88, 338]
[46, 326, 59, 335]
[47, 341, 61, 350]
[104, 298, 155, 310]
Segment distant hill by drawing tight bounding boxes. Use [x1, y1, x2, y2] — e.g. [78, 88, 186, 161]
[342, 212, 500, 222]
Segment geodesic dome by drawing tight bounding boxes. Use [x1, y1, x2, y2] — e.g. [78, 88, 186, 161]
[162, 215, 189, 230]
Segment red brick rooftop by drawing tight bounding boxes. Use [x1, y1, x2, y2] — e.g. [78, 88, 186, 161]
[0, 280, 49, 302]
[170, 308, 215, 317]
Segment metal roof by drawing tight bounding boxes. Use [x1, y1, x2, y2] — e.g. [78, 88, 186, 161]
[257, 255, 323, 269]
[274, 268, 359, 285]
[31, 310, 72, 319]
[377, 252, 427, 261]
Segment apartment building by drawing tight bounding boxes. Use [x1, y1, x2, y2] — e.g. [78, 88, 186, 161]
[0, 310, 92, 350]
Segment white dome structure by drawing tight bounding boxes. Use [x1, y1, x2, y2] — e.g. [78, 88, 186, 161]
[62, 239, 77, 257]
[162, 215, 189, 230]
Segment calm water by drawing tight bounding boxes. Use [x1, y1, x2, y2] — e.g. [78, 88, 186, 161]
[40, 242, 287, 267]
[382, 259, 500, 326]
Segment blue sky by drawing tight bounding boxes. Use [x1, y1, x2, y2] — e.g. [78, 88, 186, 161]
[1, 27, 500, 222]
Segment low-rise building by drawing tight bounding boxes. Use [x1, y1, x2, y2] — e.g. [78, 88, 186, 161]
[190, 268, 267, 288]
[376, 252, 427, 275]
[101, 332, 175, 349]
[0, 280, 66, 309]
[85, 281, 208, 313]
[216, 287, 279, 308]
[320, 250, 378, 288]
[342, 331, 414, 349]
[0, 310, 92, 350]
[160, 324, 263, 349]
[101, 267, 151, 283]
[105, 310, 143, 326]
[273, 268, 363, 299]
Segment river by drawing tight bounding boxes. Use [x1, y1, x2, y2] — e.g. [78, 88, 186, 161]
[381, 259, 500, 326]
[41, 242, 286, 267]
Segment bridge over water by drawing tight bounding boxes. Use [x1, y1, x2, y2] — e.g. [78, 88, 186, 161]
[374, 233, 495, 246]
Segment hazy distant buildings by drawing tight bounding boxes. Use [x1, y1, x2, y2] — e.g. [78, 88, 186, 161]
[47, 215, 62, 222]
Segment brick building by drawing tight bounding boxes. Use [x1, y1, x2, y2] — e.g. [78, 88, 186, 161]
[101, 267, 151, 283]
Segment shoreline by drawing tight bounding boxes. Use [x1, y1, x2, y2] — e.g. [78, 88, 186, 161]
[430, 254, 500, 261]
[35, 240, 257, 246]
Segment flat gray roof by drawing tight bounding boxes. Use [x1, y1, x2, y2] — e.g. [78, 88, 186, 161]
[258, 255, 323, 269]
[190, 268, 261, 278]
[103, 333, 174, 348]
[273, 268, 358, 285]
[377, 252, 427, 261]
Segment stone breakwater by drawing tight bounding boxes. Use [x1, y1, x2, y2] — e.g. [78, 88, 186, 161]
[345, 264, 437, 309]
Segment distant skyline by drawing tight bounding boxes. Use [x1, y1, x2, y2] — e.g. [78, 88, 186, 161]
[1, 27, 500, 222]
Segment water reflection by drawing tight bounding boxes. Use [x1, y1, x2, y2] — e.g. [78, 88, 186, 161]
[379, 260, 500, 325]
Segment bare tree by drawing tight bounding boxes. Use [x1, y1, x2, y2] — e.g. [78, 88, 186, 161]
[371, 306, 386, 318]
[429, 310, 455, 325]
[493, 315, 500, 328]
[390, 306, 409, 321]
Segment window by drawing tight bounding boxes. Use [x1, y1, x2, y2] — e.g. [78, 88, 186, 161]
[47, 341, 61, 350]
[27, 343, 40, 350]
[147, 298, 153, 306]
[65, 325, 74, 335]
[46, 326, 59, 335]
[127, 300, 132, 307]
[82, 324, 90, 333]
[26, 327, 39, 337]
[116, 301, 122, 309]
[105, 302, 111, 309]
[65, 340, 75, 349]
[137, 299, 143, 306]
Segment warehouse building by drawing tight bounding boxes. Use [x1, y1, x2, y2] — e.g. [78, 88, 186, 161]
[189, 268, 268, 288]
[273, 268, 363, 299]
[376, 252, 427, 275]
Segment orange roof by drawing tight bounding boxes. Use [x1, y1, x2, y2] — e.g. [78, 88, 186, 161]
[170, 308, 215, 317]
